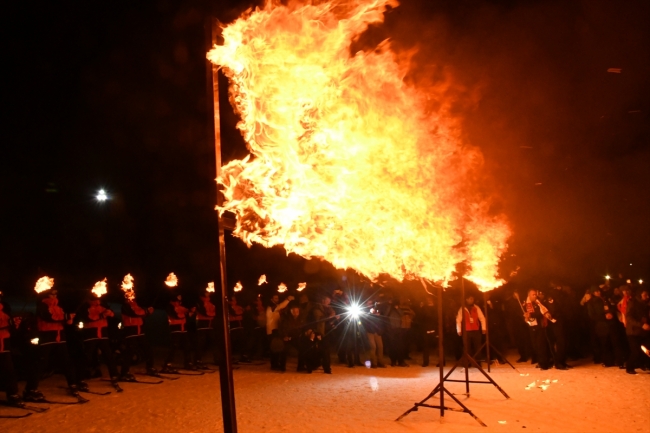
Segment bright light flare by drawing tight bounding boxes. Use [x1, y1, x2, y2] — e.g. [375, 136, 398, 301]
[207, 282, 216, 293]
[297, 282, 307, 292]
[91, 278, 108, 297]
[30, 338, 39, 345]
[96, 189, 108, 202]
[277, 283, 287, 293]
[34, 276, 54, 294]
[234, 281, 243, 292]
[258, 274, 267, 285]
[165, 273, 178, 287]
[640, 279, 643, 284]
[78, 322, 84, 329]
[347, 303, 362, 319]
[605, 275, 611, 280]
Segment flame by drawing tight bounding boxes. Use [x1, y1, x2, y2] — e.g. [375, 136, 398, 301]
[91, 278, 108, 297]
[121, 274, 134, 291]
[165, 273, 178, 287]
[258, 274, 267, 285]
[297, 282, 307, 291]
[78, 322, 84, 329]
[208, 0, 510, 291]
[234, 281, 243, 292]
[34, 276, 54, 294]
[207, 282, 216, 293]
[277, 283, 288, 293]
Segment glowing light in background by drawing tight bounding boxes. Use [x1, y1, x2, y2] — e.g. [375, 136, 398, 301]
[234, 281, 243, 292]
[96, 189, 108, 202]
[207, 282, 216, 293]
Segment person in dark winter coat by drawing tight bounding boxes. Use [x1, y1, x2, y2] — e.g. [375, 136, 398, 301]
[624, 289, 650, 374]
[587, 287, 626, 368]
[521, 289, 551, 370]
[0, 292, 22, 406]
[119, 277, 156, 380]
[419, 296, 439, 367]
[162, 291, 194, 373]
[76, 281, 122, 392]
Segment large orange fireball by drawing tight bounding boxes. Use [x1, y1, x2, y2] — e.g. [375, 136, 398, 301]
[208, 0, 511, 291]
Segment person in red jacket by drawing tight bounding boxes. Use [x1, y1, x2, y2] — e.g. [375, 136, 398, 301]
[25, 283, 84, 400]
[0, 291, 23, 406]
[76, 280, 122, 392]
[162, 291, 195, 373]
[456, 294, 487, 367]
[119, 277, 156, 380]
[194, 284, 217, 367]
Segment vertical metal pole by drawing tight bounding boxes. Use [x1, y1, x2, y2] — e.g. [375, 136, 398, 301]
[437, 285, 444, 419]
[461, 277, 469, 395]
[484, 292, 491, 373]
[206, 17, 238, 433]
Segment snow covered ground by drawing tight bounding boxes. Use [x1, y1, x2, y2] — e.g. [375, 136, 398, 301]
[2, 354, 649, 433]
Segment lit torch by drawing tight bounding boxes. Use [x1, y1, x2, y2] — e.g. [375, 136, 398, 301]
[121, 274, 135, 300]
[34, 276, 54, 294]
[297, 282, 307, 292]
[165, 273, 178, 288]
[91, 278, 108, 298]
[277, 283, 287, 293]
[234, 282, 243, 292]
[207, 282, 216, 293]
[258, 275, 267, 286]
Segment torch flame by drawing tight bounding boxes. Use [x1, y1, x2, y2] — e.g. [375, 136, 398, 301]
[208, 0, 510, 291]
[234, 281, 243, 292]
[258, 274, 267, 285]
[297, 282, 307, 292]
[91, 278, 108, 297]
[277, 283, 288, 293]
[207, 282, 215, 293]
[121, 274, 134, 291]
[34, 276, 54, 294]
[165, 273, 178, 287]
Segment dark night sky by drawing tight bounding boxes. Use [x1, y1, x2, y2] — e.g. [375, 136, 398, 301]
[1, 0, 648, 298]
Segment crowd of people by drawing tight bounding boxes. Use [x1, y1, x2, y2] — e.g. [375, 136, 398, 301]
[1, 273, 649, 415]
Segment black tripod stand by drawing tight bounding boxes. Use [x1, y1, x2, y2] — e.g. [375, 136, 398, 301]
[396, 279, 509, 426]
[477, 292, 516, 373]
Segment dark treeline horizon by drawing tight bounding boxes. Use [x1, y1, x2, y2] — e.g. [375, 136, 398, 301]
[2, 0, 648, 297]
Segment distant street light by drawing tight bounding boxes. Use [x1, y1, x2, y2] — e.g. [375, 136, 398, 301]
[96, 189, 108, 202]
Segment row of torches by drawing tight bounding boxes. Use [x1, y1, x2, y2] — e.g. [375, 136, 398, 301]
[33, 273, 308, 297]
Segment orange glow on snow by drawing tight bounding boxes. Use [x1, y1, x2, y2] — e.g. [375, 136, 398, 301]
[208, 0, 510, 291]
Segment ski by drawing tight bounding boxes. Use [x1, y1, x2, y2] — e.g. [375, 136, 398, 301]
[175, 369, 205, 376]
[0, 412, 33, 419]
[59, 386, 111, 396]
[0, 402, 49, 413]
[138, 372, 180, 381]
[103, 378, 163, 385]
[81, 389, 112, 396]
[41, 398, 88, 405]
